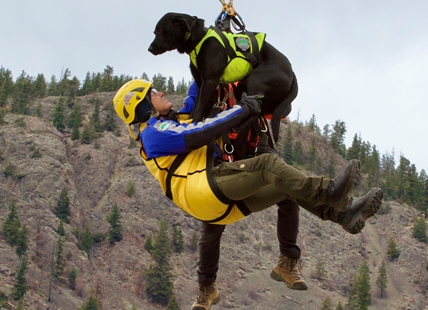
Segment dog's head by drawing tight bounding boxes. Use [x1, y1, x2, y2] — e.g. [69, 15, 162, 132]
[148, 12, 204, 55]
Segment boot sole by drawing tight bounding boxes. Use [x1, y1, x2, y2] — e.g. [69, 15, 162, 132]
[336, 159, 362, 212]
[343, 188, 383, 234]
[270, 270, 308, 290]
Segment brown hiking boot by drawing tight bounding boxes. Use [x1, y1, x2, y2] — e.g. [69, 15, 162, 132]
[339, 187, 383, 234]
[191, 282, 221, 310]
[270, 256, 308, 290]
[327, 159, 361, 212]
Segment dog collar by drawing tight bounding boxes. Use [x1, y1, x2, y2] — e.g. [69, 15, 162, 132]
[184, 31, 191, 41]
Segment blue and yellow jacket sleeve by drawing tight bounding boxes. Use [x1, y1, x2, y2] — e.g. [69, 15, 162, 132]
[140, 104, 250, 158]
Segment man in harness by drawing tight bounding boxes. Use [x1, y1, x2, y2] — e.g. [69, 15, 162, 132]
[113, 78, 383, 310]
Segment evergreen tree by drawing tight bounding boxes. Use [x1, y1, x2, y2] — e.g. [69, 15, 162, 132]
[12, 70, 32, 115]
[387, 236, 400, 260]
[55, 188, 71, 224]
[146, 220, 174, 305]
[327, 153, 336, 178]
[166, 76, 175, 94]
[329, 120, 347, 158]
[67, 102, 82, 128]
[54, 236, 65, 281]
[80, 226, 94, 256]
[81, 123, 96, 144]
[47, 75, 59, 96]
[80, 292, 101, 310]
[69, 267, 77, 290]
[33, 73, 47, 98]
[104, 103, 117, 132]
[35, 102, 43, 118]
[171, 225, 184, 253]
[347, 133, 361, 160]
[282, 125, 294, 165]
[52, 97, 66, 132]
[12, 256, 28, 301]
[144, 232, 154, 253]
[412, 216, 427, 243]
[293, 140, 303, 165]
[308, 137, 319, 172]
[152, 73, 167, 92]
[2, 200, 21, 247]
[167, 293, 180, 310]
[71, 123, 80, 140]
[336, 301, 343, 310]
[15, 224, 29, 258]
[57, 220, 65, 236]
[321, 297, 333, 310]
[0, 85, 7, 107]
[80, 72, 94, 95]
[176, 77, 189, 94]
[307, 114, 320, 133]
[347, 260, 371, 310]
[100, 65, 114, 92]
[376, 260, 388, 298]
[106, 204, 123, 244]
[90, 98, 103, 133]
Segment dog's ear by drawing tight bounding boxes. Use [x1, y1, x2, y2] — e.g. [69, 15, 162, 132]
[171, 15, 195, 32]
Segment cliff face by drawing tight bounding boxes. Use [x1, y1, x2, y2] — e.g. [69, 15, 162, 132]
[0, 94, 426, 310]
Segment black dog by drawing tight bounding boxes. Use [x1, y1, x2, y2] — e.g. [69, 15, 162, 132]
[148, 12, 297, 145]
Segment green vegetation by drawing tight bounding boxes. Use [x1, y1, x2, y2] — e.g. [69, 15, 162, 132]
[106, 204, 123, 244]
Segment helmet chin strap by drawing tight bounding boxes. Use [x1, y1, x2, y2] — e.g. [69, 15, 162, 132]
[128, 125, 138, 141]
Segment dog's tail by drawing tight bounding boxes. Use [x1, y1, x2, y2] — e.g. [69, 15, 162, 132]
[269, 72, 298, 143]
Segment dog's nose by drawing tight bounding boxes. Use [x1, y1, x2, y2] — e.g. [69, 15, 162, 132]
[148, 44, 159, 55]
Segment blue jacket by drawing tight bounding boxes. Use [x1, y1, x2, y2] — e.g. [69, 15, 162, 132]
[179, 81, 198, 113]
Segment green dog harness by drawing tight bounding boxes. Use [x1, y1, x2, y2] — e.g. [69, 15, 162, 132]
[189, 27, 266, 83]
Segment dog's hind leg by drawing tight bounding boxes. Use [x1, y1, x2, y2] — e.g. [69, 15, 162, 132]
[269, 73, 298, 142]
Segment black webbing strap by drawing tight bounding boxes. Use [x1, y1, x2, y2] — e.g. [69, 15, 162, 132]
[165, 153, 188, 200]
[212, 26, 237, 63]
[244, 32, 260, 68]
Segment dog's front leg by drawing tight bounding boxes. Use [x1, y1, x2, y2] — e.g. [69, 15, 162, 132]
[192, 78, 219, 122]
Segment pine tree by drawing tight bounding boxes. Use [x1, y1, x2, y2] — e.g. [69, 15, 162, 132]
[52, 97, 66, 132]
[54, 236, 65, 281]
[2, 200, 21, 247]
[71, 123, 80, 140]
[12, 256, 28, 301]
[57, 220, 65, 236]
[80, 292, 101, 310]
[106, 204, 123, 244]
[293, 140, 303, 165]
[167, 293, 180, 310]
[412, 216, 427, 243]
[80, 226, 94, 256]
[103, 103, 117, 132]
[308, 137, 319, 172]
[146, 220, 174, 305]
[90, 98, 103, 133]
[69, 267, 77, 290]
[282, 126, 294, 164]
[347, 260, 371, 310]
[171, 225, 184, 253]
[15, 224, 29, 258]
[55, 188, 70, 224]
[327, 153, 336, 178]
[67, 102, 82, 128]
[376, 260, 388, 298]
[166, 76, 175, 94]
[144, 232, 154, 253]
[387, 236, 400, 260]
[81, 123, 96, 144]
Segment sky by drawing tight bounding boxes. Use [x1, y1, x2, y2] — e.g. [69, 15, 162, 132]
[2, 0, 428, 172]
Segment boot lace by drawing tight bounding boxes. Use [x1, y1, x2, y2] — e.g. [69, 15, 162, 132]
[195, 284, 211, 305]
[281, 258, 303, 281]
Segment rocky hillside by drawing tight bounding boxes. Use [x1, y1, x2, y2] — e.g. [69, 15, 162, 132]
[0, 93, 427, 309]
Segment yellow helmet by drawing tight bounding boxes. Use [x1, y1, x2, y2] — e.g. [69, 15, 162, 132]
[113, 79, 153, 124]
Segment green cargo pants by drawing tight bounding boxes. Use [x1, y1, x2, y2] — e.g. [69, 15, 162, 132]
[212, 153, 340, 222]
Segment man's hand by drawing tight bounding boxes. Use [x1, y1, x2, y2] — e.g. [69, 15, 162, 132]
[238, 92, 264, 115]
